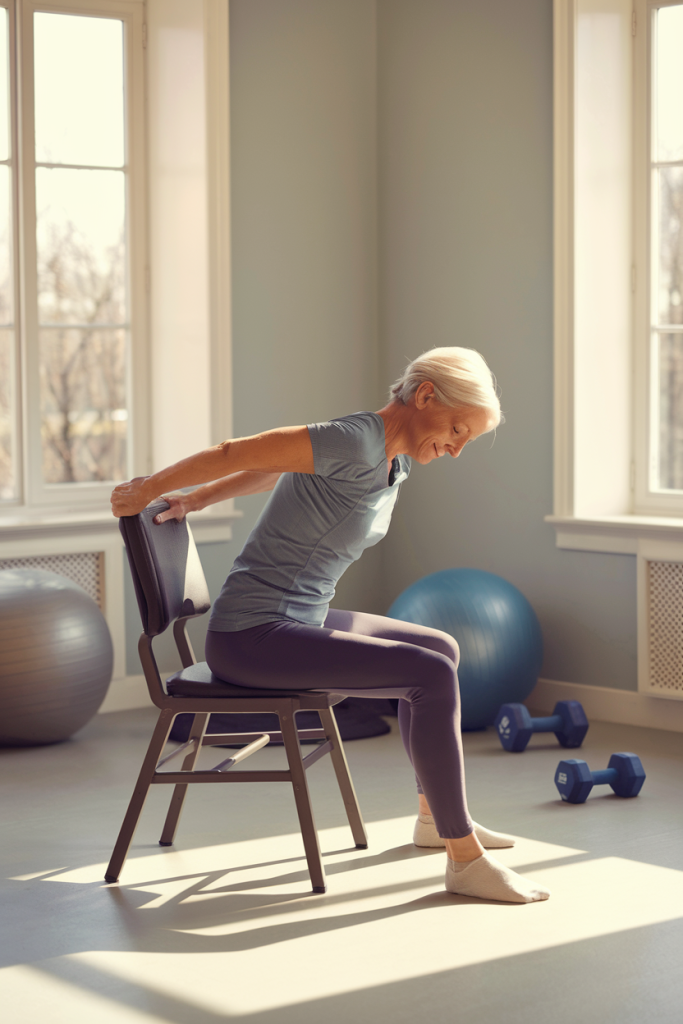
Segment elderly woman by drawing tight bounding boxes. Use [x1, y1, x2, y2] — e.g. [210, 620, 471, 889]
[112, 347, 549, 904]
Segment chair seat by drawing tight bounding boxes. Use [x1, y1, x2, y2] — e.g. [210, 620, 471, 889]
[166, 660, 341, 704]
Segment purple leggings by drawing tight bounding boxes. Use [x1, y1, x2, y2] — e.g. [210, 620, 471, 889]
[205, 608, 472, 839]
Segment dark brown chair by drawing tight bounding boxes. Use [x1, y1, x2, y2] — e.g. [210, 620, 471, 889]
[105, 501, 367, 893]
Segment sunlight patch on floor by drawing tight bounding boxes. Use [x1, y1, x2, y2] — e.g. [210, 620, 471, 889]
[10, 868, 68, 882]
[6, 815, 677, 1020]
[66, 854, 683, 1018]
[0, 964, 169, 1024]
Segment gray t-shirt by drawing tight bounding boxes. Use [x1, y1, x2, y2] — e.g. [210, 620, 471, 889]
[208, 411, 410, 631]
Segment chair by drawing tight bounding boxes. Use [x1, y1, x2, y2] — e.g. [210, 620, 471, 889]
[105, 501, 368, 893]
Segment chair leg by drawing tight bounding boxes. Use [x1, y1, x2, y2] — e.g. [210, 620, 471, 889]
[104, 709, 175, 883]
[278, 706, 326, 893]
[318, 707, 368, 849]
[159, 712, 210, 846]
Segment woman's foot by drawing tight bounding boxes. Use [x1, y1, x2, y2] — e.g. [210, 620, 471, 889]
[414, 812, 516, 850]
[445, 853, 550, 904]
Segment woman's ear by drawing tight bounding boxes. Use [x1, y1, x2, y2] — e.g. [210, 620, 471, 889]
[414, 381, 435, 408]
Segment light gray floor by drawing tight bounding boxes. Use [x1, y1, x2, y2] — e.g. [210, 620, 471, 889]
[1, 707, 682, 1023]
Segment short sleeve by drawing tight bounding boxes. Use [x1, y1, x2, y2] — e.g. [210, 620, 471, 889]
[307, 413, 385, 482]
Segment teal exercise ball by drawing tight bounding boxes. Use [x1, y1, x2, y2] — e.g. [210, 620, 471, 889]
[387, 568, 543, 730]
[0, 569, 113, 746]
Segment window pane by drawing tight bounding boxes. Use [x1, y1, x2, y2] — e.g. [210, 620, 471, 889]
[658, 332, 683, 490]
[36, 167, 125, 325]
[656, 166, 683, 326]
[34, 13, 124, 168]
[0, 13, 13, 500]
[40, 327, 128, 484]
[0, 328, 15, 499]
[654, 5, 683, 163]
[0, 8, 9, 162]
[0, 163, 13, 325]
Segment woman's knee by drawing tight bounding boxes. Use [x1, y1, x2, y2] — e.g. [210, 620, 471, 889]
[417, 653, 460, 712]
[430, 630, 460, 668]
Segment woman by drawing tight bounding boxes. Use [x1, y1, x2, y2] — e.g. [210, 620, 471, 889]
[112, 347, 549, 904]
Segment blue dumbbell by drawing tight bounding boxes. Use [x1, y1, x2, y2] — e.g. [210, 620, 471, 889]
[554, 752, 646, 804]
[494, 701, 589, 752]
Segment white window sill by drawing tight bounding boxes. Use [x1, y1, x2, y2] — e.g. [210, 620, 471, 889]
[546, 514, 683, 554]
[0, 506, 242, 544]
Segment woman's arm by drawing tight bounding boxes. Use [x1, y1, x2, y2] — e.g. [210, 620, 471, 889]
[153, 471, 281, 524]
[111, 425, 312, 517]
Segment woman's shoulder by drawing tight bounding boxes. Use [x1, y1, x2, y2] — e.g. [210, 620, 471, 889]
[327, 410, 383, 435]
[308, 411, 385, 477]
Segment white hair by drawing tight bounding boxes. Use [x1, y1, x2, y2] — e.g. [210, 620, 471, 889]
[390, 346, 502, 425]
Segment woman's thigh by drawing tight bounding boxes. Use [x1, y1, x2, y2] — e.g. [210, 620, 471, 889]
[324, 608, 459, 666]
[205, 619, 456, 702]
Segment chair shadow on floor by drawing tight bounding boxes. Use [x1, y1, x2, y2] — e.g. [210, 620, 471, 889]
[2, 841, 510, 973]
[102, 836, 520, 956]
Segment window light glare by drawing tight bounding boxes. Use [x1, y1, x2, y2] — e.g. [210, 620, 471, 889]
[33, 13, 124, 169]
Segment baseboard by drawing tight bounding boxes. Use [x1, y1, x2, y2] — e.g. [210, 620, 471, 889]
[528, 677, 683, 734]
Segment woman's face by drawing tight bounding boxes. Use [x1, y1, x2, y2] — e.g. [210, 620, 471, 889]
[407, 383, 496, 465]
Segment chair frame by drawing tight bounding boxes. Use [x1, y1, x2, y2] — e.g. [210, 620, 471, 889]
[105, 613, 368, 893]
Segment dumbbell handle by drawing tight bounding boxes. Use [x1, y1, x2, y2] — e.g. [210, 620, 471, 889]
[530, 714, 564, 733]
[591, 767, 618, 787]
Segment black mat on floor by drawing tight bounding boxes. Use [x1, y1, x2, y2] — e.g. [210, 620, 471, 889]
[169, 697, 394, 746]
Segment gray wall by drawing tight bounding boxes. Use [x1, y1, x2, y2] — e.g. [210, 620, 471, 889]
[228, 0, 384, 618]
[376, 0, 637, 690]
[125, 0, 638, 692]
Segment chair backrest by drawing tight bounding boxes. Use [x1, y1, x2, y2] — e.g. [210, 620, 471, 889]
[120, 501, 211, 637]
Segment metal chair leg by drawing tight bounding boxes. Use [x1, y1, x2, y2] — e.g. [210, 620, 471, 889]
[278, 705, 326, 893]
[159, 712, 210, 846]
[318, 707, 368, 848]
[104, 709, 175, 883]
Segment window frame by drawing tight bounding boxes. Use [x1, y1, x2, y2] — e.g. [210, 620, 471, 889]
[550, 0, 683, 553]
[0, 0, 148, 519]
[633, 0, 683, 516]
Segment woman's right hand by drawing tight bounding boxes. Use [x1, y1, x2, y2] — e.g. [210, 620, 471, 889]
[153, 492, 195, 524]
[111, 476, 153, 518]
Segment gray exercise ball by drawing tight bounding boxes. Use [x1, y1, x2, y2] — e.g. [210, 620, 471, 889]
[0, 568, 113, 746]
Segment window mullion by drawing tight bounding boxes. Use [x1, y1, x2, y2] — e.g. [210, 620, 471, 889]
[15, 1, 42, 507]
[1, 0, 22, 505]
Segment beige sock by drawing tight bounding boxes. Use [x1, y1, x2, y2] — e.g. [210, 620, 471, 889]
[414, 813, 516, 849]
[446, 853, 550, 904]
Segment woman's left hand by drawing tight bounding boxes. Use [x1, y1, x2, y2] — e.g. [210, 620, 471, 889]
[110, 476, 154, 518]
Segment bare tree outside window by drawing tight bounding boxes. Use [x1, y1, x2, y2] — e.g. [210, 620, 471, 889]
[658, 170, 683, 490]
[38, 214, 127, 484]
[0, 327, 12, 499]
[654, 5, 683, 491]
[0, 9, 14, 501]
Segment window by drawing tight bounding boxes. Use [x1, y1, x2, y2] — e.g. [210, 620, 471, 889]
[641, 2, 683, 501]
[0, 0, 146, 516]
[551, 0, 683, 541]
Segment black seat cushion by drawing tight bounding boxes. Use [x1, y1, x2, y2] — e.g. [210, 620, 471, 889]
[166, 661, 334, 701]
[166, 664, 392, 745]
[169, 699, 392, 746]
